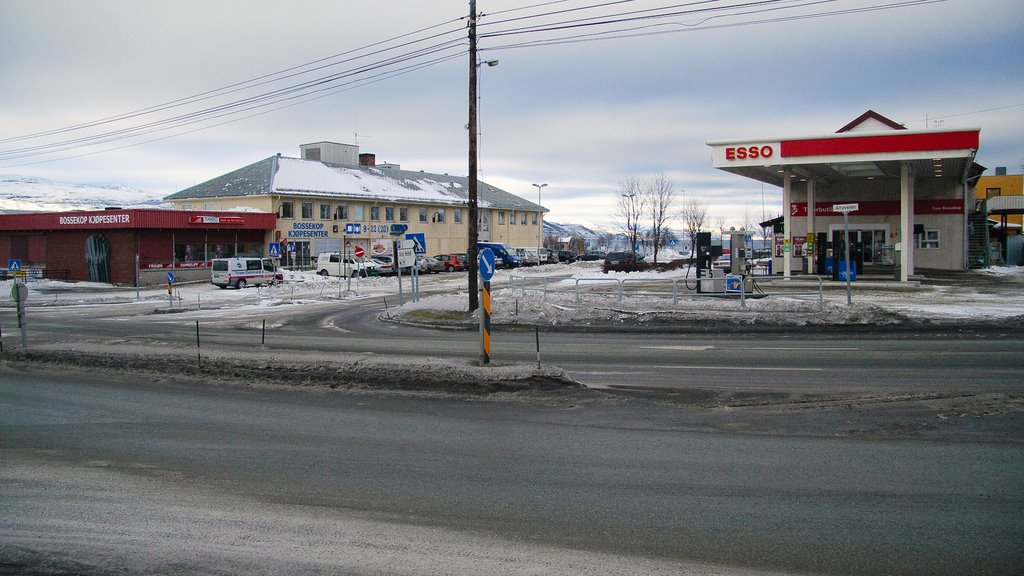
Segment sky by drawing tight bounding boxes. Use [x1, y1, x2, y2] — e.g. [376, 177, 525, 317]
[1, 0, 1021, 230]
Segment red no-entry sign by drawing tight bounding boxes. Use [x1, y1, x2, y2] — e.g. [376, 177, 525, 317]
[354, 246, 365, 258]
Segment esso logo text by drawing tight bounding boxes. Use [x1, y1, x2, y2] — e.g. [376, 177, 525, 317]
[725, 145, 774, 161]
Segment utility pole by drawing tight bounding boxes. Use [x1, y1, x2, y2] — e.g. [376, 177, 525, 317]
[467, 0, 480, 312]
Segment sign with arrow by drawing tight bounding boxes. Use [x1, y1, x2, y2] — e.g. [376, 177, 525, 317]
[479, 248, 495, 281]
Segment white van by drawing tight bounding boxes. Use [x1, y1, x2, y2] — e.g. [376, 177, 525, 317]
[211, 258, 278, 289]
[315, 252, 382, 277]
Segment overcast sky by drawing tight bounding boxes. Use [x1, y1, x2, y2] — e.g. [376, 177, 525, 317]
[1, 0, 1021, 229]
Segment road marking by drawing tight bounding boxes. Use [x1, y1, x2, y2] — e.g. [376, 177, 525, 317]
[641, 345, 715, 351]
[642, 365, 824, 371]
[641, 345, 860, 352]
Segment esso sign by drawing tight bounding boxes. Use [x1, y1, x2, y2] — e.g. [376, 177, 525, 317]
[725, 145, 774, 161]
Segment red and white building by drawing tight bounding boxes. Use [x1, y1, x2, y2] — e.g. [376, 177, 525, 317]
[708, 111, 984, 281]
[0, 209, 275, 285]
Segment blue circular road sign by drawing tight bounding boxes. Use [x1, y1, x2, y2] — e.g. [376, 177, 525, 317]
[478, 248, 496, 281]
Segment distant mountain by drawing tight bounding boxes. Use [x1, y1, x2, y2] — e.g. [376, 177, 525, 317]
[0, 174, 168, 212]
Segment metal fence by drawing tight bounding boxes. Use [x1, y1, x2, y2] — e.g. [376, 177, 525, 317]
[507, 274, 825, 312]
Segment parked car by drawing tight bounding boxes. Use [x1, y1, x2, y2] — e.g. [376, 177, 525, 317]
[556, 250, 576, 263]
[315, 252, 382, 277]
[604, 251, 643, 266]
[433, 253, 465, 272]
[416, 255, 444, 274]
[541, 249, 559, 264]
[712, 254, 732, 270]
[371, 256, 396, 275]
[514, 247, 541, 266]
[579, 250, 607, 261]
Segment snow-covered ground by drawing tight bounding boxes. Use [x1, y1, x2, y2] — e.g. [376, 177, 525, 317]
[4, 262, 1024, 329]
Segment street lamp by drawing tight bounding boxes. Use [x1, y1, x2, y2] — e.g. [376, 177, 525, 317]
[533, 183, 547, 263]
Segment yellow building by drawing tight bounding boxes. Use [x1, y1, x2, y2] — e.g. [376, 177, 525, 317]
[977, 170, 1023, 228]
[164, 142, 545, 266]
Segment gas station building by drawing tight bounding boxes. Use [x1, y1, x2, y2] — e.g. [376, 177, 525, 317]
[707, 111, 984, 281]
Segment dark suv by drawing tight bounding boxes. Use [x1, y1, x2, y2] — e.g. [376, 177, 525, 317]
[556, 250, 576, 263]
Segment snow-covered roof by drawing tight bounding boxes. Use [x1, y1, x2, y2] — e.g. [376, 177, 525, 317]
[165, 156, 541, 211]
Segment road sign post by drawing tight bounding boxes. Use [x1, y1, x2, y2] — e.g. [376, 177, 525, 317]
[11, 282, 28, 347]
[478, 249, 495, 366]
[832, 203, 859, 306]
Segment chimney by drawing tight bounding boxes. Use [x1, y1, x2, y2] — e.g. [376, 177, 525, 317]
[359, 153, 376, 167]
[995, 166, 1007, 176]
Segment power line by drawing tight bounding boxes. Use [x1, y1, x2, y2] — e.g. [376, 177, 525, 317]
[0, 0, 956, 167]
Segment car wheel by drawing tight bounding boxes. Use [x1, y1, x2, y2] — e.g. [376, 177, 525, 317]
[318, 269, 329, 277]
[447, 265, 455, 272]
[217, 285, 226, 289]
[236, 278, 247, 289]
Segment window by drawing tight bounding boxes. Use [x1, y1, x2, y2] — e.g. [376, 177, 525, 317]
[385, 207, 394, 221]
[182, 204, 194, 210]
[510, 211, 516, 225]
[917, 229, 940, 250]
[320, 204, 332, 219]
[419, 208, 428, 223]
[301, 202, 313, 219]
[521, 212, 527, 225]
[531, 213, 537, 225]
[354, 205, 365, 221]
[203, 202, 215, 211]
[335, 205, 348, 220]
[279, 202, 294, 218]
[370, 206, 381, 221]
[454, 209, 462, 224]
[400, 207, 408, 222]
[433, 209, 445, 223]
[498, 212, 505, 225]
[986, 187, 1002, 199]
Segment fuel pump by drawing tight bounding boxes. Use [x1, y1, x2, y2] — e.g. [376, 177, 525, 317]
[729, 231, 747, 275]
[694, 232, 712, 293]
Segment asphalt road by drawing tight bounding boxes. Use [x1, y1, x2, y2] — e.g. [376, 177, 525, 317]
[2, 368, 1022, 576]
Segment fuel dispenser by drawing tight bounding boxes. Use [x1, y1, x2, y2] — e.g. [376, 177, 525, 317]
[728, 231, 747, 275]
[694, 232, 713, 293]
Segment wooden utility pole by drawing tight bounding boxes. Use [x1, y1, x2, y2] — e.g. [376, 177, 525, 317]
[467, 0, 480, 311]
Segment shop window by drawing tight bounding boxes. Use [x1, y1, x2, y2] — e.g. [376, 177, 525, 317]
[370, 206, 381, 221]
[917, 229, 940, 250]
[336, 205, 348, 220]
[320, 204, 332, 219]
[301, 202, 313, 219]
[454, 209, 462, 224]
[419, 208, 428, 223]
[279, 202, 294, 218]
[174, 242, 206, 264]
[385, 207, 394, 221]
[400, 207, 408, 222]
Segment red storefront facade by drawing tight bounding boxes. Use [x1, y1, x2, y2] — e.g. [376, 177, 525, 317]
[0, 209, 276, 285]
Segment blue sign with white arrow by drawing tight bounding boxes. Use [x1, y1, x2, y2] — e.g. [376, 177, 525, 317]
[478, 248, 495, 281]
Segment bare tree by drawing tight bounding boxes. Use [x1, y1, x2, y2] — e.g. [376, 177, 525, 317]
[681, 196, 708, 259]
[644, 173, 677, 264]
[615, 177, 645, 259]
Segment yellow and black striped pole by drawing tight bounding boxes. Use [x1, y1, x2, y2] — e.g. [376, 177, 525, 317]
[480, 280, 491, 366]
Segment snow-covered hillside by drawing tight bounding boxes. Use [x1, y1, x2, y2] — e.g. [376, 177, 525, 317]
[0, 174, 167, 212]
